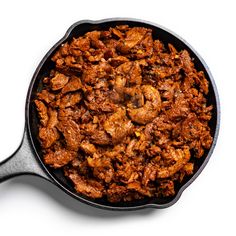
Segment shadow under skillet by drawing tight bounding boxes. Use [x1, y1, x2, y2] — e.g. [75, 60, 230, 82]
[3, 175, 162, 219]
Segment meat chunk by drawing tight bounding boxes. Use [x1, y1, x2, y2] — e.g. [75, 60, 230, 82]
[65, 169, 104, 198]
[197, 71, 209, 94]
[61, 76, 82, 94]
[86, 31, 106, 49]
[165, 93, 189, 121]
[70, 37, 90, 52]
[181, 113, 202, 141]
[85, 97, 117, 113]
[134, 30, 153, 59]
[56, 92, 82, 108]
[57, 119, 81, 151]
[58, 107, 82, 122]
[80, 140, 96, 155]
[90, 130, 111, 145]
[111, 28, 124, 39]
[117, 27, 148, 53]
[142, 163, 157, 186]
[44, 149, 76, 168]
[116, 61, 142, 85]
[156, 147, 191, 178]
[82, 62, 112, 85]
[104, 108, 133, 144]
[157, 180, 175, 197]
[85, 89, 117, 113]
[47, 108, 58, 128]
[182, 162, 194, 175]
[180, 50, 194, 74]
[50, 73, 69, 90]
[127, 182, 152, 197]
[39, 127, 59, 148]
[35, 100, 48, 126]
[37, 90, 55, 104]
[107, 184, 127, 202]
[87, 156, 114, 183]
[108, 56, 129, 67]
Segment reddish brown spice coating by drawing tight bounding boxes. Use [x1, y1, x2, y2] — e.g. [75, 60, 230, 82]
[35, 26, 213, 202]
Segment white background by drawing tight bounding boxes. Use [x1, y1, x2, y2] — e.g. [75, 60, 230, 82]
[0, 0, 234, 235]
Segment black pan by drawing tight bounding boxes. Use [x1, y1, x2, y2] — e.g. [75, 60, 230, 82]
[0, 18, 220, 211]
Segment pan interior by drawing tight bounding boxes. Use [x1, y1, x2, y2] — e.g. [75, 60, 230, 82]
[27, 20, 219, 209]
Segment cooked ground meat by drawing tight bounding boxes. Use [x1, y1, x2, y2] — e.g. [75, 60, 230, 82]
[35, 26, 213, 202]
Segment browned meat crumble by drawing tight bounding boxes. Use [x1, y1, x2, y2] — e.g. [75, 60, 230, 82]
[35, 25, 213, 202]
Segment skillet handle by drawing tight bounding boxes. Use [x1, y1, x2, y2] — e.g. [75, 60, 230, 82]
[0, 129, 51, 183]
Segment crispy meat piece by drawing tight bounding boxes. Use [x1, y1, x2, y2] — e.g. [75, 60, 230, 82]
[70, 37, 90, 52]
[44, 149, 76, 168]
[57, 119, 81, 151]
[85, 91, 117, 113]
[197, 71, 209, 94]
[117, 27, 148, 53]
[156, 147, 191, 178]
[116, 61, 142, 85]
[39, 127, 59, 148]
[35, 25, 213, 202]
[180, 50, 194, 74]
[50, 73, 69, 90]
[58, 107, 82, 122]
[111, 28, 124, 39]
[86, 102, 114, 114]
[107, 184, 127, 202]
[116, 157, 143, 184]
[126, 139, 137, 157]
[90, 130, 111, 145]
[56, 92, 81, 108]
[65, 169, 104, 198]
[133, 30, 153, 59]
[127, 182, 152, 197]
[47, 108, 58, 128]
[104, 108, 133, 144]
[37, 89, 55, 104]
[157, 180, 175, 197]
[181, 113, 203, 141]
[143, 163, 157, 186]
[35, 100, 48, 126]
[80, 140, 96, 155]
[182, 162, 194, 175]
[37, 106, 59, 148]
[64, 55, 83, 71]
[87, 156, 114, 183]
[61, 76, 82, 94]
[108, 56, 129, 67]
[165, 93, 189, 121]
[86, 31, 106, 49]
[82, 62, 112, 85]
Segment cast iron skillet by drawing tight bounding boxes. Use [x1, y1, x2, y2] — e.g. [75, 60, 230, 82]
[0, 18, 220, 211]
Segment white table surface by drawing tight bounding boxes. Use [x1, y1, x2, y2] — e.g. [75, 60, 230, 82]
[0, 0, 235, 235]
